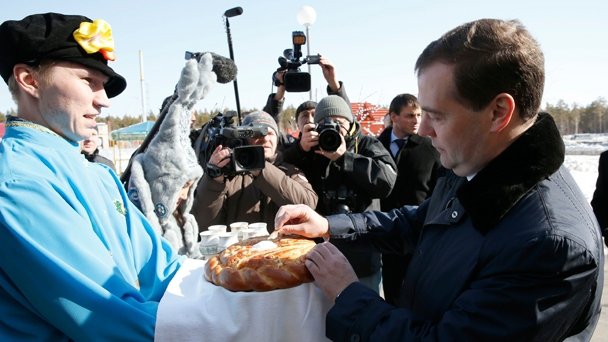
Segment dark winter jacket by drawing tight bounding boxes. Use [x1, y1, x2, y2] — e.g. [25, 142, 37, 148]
[591, 150, 608, 245]
[324, 113, 604, 341]
[82, 149, 116, 171]
[377, 128, 441, 210]
[376, 128, 442, 304]
[283, 123, 397, 277]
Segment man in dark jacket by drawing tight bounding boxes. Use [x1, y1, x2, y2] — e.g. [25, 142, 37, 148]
[376, 93, 441, 304]
[282, 95, 397, 293]
[275, 18, 603, 341]
[81, 130, 116, 171]
[591, 150, 608, 246]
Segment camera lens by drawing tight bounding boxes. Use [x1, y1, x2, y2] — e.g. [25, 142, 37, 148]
[232, 145, 266, 172]
[235, 149, 258, 168]
[318, 129, 341, 152]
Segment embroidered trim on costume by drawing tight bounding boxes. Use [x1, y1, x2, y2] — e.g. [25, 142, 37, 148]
[5, 116, 60, 138]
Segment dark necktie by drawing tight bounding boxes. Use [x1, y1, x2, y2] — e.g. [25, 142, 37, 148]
[393, 138, 406, 157]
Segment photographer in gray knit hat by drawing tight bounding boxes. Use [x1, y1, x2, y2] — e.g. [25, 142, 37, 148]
[280, 94, 397, 294]
[127, 53, 220, 258]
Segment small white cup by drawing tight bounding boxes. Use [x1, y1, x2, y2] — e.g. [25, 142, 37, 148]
[239, 228, 257, 241]
[199, 231, 220, 256]
[217, 232, 239, 251]
[248, 222, 269, 237]
[229, 221, 249, 233]
[207, 225, 227, 233]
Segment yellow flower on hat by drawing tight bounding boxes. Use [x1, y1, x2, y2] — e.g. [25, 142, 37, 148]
[73, 19, 116, 61]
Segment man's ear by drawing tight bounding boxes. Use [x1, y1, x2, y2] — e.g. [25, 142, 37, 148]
[389, 111, 398, 124]
[13, 64, 41, 98]
[490, 93, 515, 133]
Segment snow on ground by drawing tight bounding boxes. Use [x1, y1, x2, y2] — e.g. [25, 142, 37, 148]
[563, 133, 608, 155]
[564, 154, 599, 202]
[563, 133, 608, 201]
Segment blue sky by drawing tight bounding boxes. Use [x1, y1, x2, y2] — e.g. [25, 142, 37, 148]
[1, 0, 606, 118]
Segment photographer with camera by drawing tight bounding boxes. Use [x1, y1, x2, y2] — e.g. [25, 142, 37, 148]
[191, 111, 318, 232]
[264, 55, 350, 150]
[282, 95, 397, 293]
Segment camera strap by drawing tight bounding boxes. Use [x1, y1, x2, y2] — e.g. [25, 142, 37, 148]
[347, 122, 357, 136]
[345, 123, 359, 154]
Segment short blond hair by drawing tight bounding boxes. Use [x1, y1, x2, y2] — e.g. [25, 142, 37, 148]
[7, 74, 18, 101]
[6, 61, 55, 102]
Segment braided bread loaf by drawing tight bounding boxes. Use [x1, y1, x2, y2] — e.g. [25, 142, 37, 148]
[204, 236, 316, 292]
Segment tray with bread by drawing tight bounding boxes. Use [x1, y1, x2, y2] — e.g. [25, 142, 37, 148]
[204, 235, 316, 292]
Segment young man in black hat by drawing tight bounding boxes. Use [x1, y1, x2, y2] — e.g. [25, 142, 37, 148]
[0, 13, 182, 340]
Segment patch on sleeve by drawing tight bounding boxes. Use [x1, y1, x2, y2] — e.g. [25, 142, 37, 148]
[113, 200, 127, 216]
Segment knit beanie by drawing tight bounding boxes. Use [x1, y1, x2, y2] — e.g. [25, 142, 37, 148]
[242, 111, 278, 135]
[295, 100, 317, 119]
[313, 95, 353, 124]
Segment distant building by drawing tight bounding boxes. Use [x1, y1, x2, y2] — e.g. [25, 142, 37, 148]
[0, 122, 5, 140]
[96, 122, 110, 149]
[279, 102, 388, 138]
[351, 102, 388, 136]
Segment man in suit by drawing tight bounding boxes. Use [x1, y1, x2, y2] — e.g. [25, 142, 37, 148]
[376, 93, 441, 304]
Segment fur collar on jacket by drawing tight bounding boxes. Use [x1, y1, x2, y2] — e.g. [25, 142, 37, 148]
[456, 112, 565, 233]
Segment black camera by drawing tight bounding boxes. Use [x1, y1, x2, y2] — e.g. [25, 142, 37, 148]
[305, 54, 321, 64]
[272, 31, 321, 92]
[322, 185, 357, 214]
[315, 118, 342, 152]
[195, 112, 267, 178]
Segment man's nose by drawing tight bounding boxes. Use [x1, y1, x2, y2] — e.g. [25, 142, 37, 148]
[418, 116, 433, 137]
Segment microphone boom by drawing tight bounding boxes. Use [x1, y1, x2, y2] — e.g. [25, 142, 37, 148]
[224, 7, 243, 18]
[208, 52, 238, 84]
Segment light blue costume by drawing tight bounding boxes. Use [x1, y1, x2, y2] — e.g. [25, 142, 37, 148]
[0, 117, 183, 341]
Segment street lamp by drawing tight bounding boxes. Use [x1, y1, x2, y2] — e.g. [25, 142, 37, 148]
[297, 5, 317, 100]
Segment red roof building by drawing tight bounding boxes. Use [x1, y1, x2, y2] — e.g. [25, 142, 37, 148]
[284, 102, 388, 138]
[0, 122, 5, 139]
[351, 102, 388, 136]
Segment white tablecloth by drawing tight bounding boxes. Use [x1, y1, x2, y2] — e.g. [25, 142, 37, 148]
[155, 258, 332, 341]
